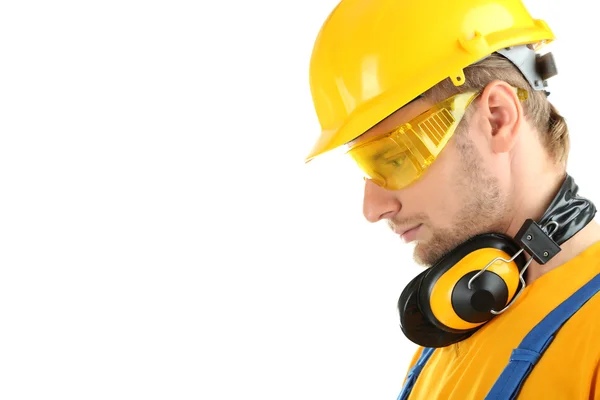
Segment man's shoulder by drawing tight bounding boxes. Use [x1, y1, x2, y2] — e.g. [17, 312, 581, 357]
[556, 286, 600, 346]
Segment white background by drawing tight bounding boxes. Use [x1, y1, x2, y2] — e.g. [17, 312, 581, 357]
[0, 1, 597, 399]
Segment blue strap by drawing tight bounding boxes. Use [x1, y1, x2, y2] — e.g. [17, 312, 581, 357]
[486, 272, 600, 400]
[397, 347, 435, 400]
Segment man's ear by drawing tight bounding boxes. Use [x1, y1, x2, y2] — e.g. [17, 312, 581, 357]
[477, 80, 525, 154]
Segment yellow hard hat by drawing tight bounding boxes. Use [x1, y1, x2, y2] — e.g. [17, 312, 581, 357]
[306, 0, 555, 162]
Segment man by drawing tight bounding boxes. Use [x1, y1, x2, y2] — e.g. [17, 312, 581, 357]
[305, 0, 600, 398]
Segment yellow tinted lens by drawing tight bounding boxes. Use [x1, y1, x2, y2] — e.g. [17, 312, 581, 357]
[347, 90, 483, 190]
[348, 136, 420, 189]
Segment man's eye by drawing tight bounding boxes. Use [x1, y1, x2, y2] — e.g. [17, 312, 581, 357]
[386, 153, 406, 166]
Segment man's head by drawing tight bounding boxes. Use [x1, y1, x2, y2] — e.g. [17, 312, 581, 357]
[306, 0, 567, 266]
[357, 54, 570, 266]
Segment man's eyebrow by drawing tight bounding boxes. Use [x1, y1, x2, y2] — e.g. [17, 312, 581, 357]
[373, 145, 406, 162]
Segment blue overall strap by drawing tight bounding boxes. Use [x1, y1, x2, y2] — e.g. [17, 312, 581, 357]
[396, 347, 435, 400]
[486, 272, 600, 400]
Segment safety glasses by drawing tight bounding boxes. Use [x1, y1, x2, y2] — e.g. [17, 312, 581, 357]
[346, 87, 528, 190]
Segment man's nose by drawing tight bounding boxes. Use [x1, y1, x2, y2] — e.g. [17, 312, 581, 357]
[362, 179, 401, 223]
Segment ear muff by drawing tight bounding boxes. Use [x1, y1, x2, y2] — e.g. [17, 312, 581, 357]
[398, 233, 528, 348]
[398, 272, 475, 348]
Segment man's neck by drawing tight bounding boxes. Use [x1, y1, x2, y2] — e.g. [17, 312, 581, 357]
[504, 171, 600, 285]
[523, 221, 600, 284]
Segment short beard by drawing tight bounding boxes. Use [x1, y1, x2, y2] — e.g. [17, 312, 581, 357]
[413, 132, 509, 267]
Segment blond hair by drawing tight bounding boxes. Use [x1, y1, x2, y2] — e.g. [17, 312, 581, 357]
[422, 53, 569, 165]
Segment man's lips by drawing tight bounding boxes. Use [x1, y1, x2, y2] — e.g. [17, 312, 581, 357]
[394, 224, 422, 242]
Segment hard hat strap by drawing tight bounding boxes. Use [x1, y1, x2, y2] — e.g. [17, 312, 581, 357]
[495, 45, 558, 96]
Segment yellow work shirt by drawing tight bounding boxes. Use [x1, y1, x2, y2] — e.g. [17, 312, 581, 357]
[403, 241, 600, 399]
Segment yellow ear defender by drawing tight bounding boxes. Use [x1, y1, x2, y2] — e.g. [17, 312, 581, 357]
[397, 175, 597, 348]
[398, 233, 527, 347]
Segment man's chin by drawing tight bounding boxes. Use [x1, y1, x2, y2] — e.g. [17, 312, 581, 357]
[412, 240, 456, 268]
[412, 241, 434, 268]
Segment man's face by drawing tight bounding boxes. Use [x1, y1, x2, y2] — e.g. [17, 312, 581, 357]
[358, 95, 513, 267]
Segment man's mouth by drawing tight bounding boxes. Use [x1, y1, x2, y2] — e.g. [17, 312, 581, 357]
[394, 224, 422, 243]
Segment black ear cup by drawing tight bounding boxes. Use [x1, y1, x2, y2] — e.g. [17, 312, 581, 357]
[398, 233, 528, 348]
[419, 233, 527, 330]
[398, 272, 475, 348]
[451, 270, 509, 323]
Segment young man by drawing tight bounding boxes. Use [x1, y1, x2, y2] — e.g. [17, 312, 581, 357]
[306, 0, 600, 398]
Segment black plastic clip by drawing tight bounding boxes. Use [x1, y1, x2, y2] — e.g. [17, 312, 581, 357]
[536, 52, 558, 81]
[515, 219, 561, 264]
